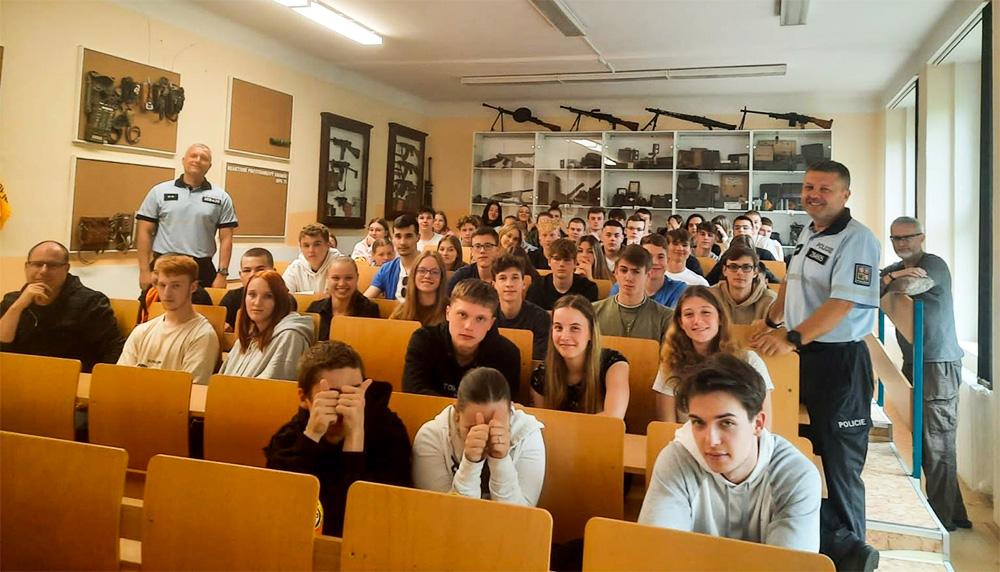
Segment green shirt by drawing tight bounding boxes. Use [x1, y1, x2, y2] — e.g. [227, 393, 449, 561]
[593, 296, 673, 342]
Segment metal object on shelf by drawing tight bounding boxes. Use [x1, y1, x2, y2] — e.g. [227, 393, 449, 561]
[643, 108, 737, 131]
[482, 103, 561, 132]
[738, 107, 833, 129]
[560, 105, 639, 131]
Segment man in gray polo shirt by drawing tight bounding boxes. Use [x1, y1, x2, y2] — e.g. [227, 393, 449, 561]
[135, 143, 238, 289]
[880, 216, 970, 531]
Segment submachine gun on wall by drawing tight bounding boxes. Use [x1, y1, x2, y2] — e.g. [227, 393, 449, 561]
[738, 107, 833, 130]
[643, 108, 737, 131]
[483, 104, 561, 132]
[560, 106, 639, 131]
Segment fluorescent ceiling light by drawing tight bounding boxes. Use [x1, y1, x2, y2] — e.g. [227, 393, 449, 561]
[778, 0, 810, 26]
[275, 0, 382, 45]
[529, 0, 586, 37]
[461, 64, 786, 86]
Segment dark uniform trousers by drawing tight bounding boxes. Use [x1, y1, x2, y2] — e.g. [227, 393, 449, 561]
[902, 360, 969, 527]
[800, 341, 873, 560]
[151, 252, 217, 287]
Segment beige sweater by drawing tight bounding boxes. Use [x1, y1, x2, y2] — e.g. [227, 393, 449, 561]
[710, 278, 776, 325]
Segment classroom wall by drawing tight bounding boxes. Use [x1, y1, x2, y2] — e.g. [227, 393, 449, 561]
[0, 0, 428, 296]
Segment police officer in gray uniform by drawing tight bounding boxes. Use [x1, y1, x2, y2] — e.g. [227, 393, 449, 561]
[880, 216, 970, 531]
[135, 144, 238, 290]
[752, 161, 881, 572]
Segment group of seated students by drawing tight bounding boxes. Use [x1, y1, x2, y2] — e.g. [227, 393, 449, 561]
[0, 204, 810, 559]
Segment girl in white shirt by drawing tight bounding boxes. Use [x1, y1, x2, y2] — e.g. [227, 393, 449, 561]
[351, 217, 389, 265]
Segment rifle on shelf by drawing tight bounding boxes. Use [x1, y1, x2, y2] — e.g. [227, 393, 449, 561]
[738, 107, 833, 130]
[483, 103, 561, 132]
[331, 137, 361, 160]
[560, 105, 639, 131]
[396, 141, 419, 162]
[643, 108, 736, 131]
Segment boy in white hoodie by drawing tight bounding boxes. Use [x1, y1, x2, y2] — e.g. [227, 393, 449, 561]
[283, 223, 342, 295]
[639, 353, 821, 553]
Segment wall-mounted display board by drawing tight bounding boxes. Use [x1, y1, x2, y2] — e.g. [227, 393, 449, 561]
[227, 78, 293, 160]
[76, 48, 181, 154]
[318, 112, 371, 228]
[225, 163, 289, 238]
[69, 157, 175, 251]
[384, 122, 428, 220]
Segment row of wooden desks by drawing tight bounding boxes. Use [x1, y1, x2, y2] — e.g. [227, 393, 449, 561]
[75, 373, 208, 417]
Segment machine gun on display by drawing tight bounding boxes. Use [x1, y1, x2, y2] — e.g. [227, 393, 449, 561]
[395, 141, 419, 163]
[560, 106, 639, 131]
[331, 137, 361, 160]
[329, 159, 358, 192]
[482, 103, 562, 132]
[738, 107, 833, 130]
[643, 108, 736, 131]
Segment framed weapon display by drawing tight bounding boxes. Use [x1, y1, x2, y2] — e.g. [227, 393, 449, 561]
[318, 112, 371, 228]
[384, 122, 428, 219]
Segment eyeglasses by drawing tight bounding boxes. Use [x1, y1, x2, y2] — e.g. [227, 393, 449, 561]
[26, 261, 68, 270]
[724, 263, 756, 273]
[415, 268, 441, 277]
[889, 233, 923, 243]
[471, 243, 497, 251]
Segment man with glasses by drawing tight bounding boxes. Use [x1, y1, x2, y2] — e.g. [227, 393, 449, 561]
[1, 240, 124, 372]
[751, 161, 882, 572]
[446, 226, 501, 296]
[880, 216, 970, 531]
[625, 214, 647, 245]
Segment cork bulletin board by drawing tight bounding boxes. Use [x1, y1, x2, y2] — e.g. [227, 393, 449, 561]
[224, 163, 289, 237]
[69, 157, 175, 251]
[76, 48, 181, 154]
[227, 78, 293, 160]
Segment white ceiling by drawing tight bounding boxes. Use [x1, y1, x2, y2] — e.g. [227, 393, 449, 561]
[191, 0, 973, 104]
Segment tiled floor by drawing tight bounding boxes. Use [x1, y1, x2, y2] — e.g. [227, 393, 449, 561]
[864, 442, 939, 530]
[949, 483, 999, 572]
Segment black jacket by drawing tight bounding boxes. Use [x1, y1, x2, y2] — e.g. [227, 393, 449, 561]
[1, 274, 125, 372]
[402, 322, 521, 397]
[263, 380, 411, 536]
[306, 293, 380, 341]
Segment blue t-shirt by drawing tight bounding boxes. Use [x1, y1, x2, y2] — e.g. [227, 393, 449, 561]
[611, 277, 687, 309]
[371, 257, 405, 301]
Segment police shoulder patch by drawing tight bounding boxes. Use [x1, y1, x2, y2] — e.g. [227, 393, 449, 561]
[854, 263, 872, 286]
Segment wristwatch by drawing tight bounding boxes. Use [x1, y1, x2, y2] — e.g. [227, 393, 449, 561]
[765, 315, 784, 329]
[786, 329, 804, 350]
[217, 267, 229, 277]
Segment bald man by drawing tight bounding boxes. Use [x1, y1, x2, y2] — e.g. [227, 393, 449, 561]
[136, 143, 239, 290]
[1, 240, 124, 371]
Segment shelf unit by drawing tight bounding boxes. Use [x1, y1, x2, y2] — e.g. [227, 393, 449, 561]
[471, 128, 832, 248]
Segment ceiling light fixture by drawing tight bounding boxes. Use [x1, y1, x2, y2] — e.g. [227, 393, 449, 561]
[528, 0, 586, 37]
[778, 0, 810, 26]
[273, 0, 382, 45]
[461, 64, 786, 86]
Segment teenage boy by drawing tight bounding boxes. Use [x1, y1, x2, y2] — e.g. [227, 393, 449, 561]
[365, 214, 419, 301]
[609, 234, 686, 309]
[732, 216, 777, 261]
[593, 245, 672, 342]
[625, 214, 646, 245]
[118, 255, 220, 384]
[526, 211, 554, 248]
[665, 229, 709, 286]
[566, 217, 587, 243]
[446, 227, 501, 296]
[601, 220, 626, 272]
[636, 208, 653, 234]
[265, 340, 411, 536]
[693, 222, 719, 260]
[457, 215, 478, 247]
[527, 238, 598, 310]
[493, 255, 550, 360]
[283, 223, 343, 295]
[639, 353, 821, 552]
[527, 219, 560, 271]
[416, 206, 444, 251]
[1, 240, 124, 372]
[745, 210, 784, 260]
[587, 207, 605, 238]
[220, 247, 297, 329]
[403, 279, 521, 397]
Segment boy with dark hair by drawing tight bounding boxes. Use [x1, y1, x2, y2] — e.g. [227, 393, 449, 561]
[608, 208, 627, 223]
[265, 340, 411, 536]
[492, 255, 550, 360]
[457, 215, 479, 247]
[416, 206, 444, 251]
[625, 213, 646, 245]
[609, 234, 687, 309]
[220, 248, 297, 329]
[446, 226, 501, 295]
[587, 207, 605, 238]
[526, 238, 598, 310]
[639, 353, 821, 552]
[692, 221, 719, 260]
[283, 223, 343, 294]
[665, 229, 709, 286]
[403, 279, 521, 397]
[365, 214, 419, 300]
[566, 217, 587, 242]
[601, 220, 626, 272]
[593, 244, 672, 341]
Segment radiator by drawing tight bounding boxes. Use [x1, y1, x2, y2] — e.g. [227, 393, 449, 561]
[956, 370, 993, 494]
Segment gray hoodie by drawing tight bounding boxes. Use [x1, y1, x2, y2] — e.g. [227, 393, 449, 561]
[638, 423, 821, 552]
[220, 312, 315, 381]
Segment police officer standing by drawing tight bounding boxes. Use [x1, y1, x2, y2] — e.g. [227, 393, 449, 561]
[135, 144, 238, 289]
[751, 160, 881, 571]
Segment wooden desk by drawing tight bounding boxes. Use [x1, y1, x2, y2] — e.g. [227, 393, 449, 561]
[76, 373, 208, 417]
[623, 433, 646, 476]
